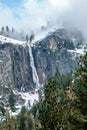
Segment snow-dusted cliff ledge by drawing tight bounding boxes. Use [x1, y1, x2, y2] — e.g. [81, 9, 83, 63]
[0, 27, 86, 92]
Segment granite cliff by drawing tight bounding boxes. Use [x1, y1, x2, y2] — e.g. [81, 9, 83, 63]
[0, 28, 86, 91]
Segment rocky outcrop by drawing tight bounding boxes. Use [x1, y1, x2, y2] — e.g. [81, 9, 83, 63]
[33, 28, 85, 84]
[0, 28, 85, 91]
[0, 42, 34, 91]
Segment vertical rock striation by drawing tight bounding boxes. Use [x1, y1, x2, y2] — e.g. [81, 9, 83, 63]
[0, 43, 34, 91]
[0, 28, 86, 91]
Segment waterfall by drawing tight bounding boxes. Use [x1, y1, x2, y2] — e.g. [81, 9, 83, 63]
[27, 43, 41, 89]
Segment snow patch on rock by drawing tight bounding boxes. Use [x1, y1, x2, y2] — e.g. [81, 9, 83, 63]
[0, 35, 26, 45]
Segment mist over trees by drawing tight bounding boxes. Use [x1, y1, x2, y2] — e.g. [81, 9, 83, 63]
[0, 26, 35, 42]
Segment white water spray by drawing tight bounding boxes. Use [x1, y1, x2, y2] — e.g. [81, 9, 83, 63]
[27, 43, 41, 89]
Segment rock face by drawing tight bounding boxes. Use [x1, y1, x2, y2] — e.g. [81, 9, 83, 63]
[0, 28, 85, 91]
[33, 28, 85, 84]
[0, 43, 34, 91]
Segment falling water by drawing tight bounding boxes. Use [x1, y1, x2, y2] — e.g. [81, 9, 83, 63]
[27, 43, 41, 89]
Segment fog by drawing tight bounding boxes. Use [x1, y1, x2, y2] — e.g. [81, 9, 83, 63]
[62, 0, 87, 38]
[0, 0, 87, 38]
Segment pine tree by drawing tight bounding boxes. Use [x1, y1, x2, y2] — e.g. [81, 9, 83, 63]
[34, 118, 41, 130]
[1, 26, 4, 32]
[0, 26, 5, 35]
[30, 33, 34, 42]
[73, 51, 87, 129]
[62, 73, 72, 89]
[39, 77, 65, 130]
[26, 112, 34, 130]
[9, 90, 16, 112]
[19, 106, 27, 130]
[6, 26, 9, 32]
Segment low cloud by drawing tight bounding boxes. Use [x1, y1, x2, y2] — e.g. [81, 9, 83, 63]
[0, 3, 20, 29]
[0, 0, 69, 31]
[0, 0, 87, 37]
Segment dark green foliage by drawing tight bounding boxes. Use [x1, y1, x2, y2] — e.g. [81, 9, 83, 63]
[27, 116, 33, 130]
[55, 72, 62, 88]
[18, 106, 27, 130]
[31, 103, 38, 118]
[38, 77, 69, 130]
[55, 71, 72, 89]
[9, 90, 16, 112]
[73, 52, 87, 129]
[34, 118, 41, 130]
[1, 52, 87, 130]
[62, 73, 72, 88]
[26, 112, 34, 130]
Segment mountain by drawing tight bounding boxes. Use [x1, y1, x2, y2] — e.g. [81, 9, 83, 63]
[0, 26, 86, 117]
[0, 27, 86, 90]
[33, 28, 85, 84]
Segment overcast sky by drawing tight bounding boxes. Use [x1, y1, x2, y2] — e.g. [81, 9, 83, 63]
[0, 0, 87, 36]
